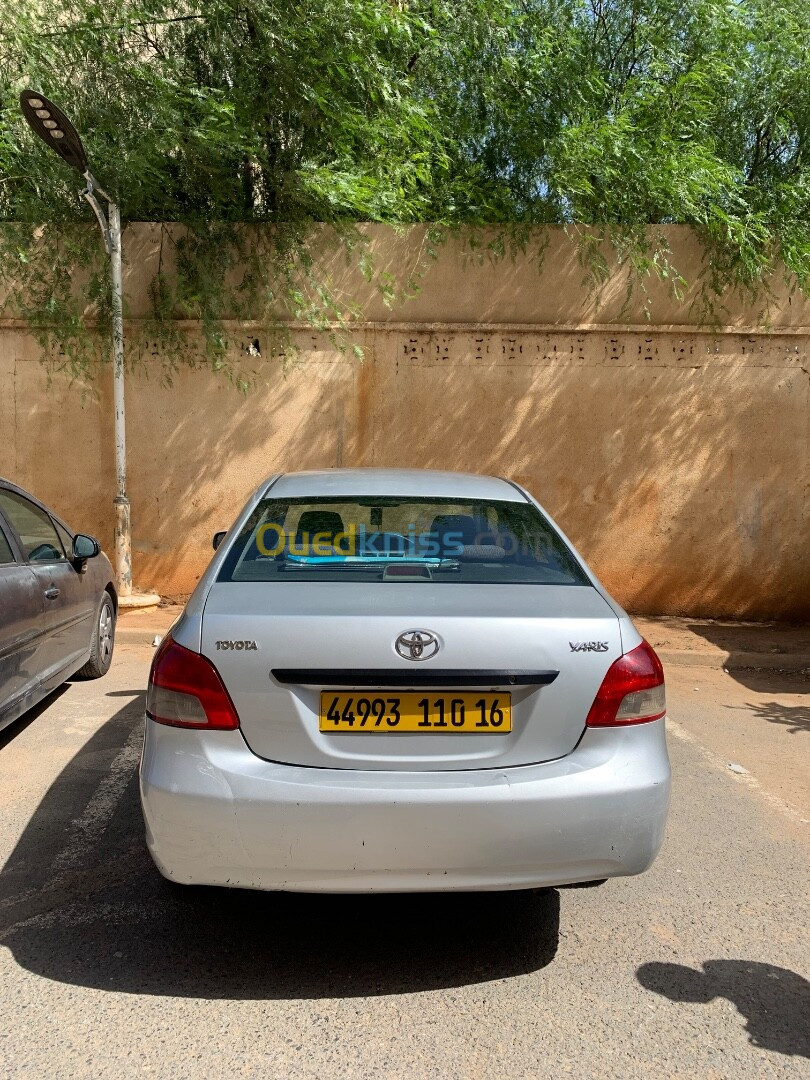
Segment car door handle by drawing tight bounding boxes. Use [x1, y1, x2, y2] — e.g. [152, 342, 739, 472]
[44, 586, 60, 600]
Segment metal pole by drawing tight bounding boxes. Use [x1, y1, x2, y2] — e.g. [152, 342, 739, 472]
[108, 202, 132, 598]
[20, 92, 158, 607]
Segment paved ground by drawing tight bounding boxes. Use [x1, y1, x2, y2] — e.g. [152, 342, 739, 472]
[0, 630, 807, 1079]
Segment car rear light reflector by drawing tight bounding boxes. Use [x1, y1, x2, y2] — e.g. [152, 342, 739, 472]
[586, 640, 666, 727]
[147, 634, 240, 730]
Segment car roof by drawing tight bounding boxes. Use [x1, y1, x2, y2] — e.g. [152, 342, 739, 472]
[263, 469, 528, 502]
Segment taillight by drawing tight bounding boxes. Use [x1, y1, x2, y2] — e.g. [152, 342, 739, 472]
[147, 634, 240, 730]
[586, 640, 666, 727]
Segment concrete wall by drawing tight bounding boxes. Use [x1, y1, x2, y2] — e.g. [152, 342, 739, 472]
[0, 226, 808, 619]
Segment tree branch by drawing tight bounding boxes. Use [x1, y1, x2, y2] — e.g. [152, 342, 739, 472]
[0, 14, 205, 43]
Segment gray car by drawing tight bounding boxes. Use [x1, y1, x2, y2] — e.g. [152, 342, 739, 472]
[140, 469, 671, 893]
[0, 478, 117, 733]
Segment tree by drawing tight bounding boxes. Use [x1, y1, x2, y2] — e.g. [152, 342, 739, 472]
[1, 1, 808, 383]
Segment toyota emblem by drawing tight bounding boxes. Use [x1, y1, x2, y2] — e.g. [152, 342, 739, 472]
[395, 629, 440, 661]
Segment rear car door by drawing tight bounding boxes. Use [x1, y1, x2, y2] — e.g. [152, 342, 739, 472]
[0, 489, 93, 687]
[0, 514, 45, 726]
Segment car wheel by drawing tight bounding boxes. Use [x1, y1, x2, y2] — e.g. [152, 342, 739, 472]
[77, 591, 116, 679]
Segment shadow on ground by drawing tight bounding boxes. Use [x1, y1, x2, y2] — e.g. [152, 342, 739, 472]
[0, 686, 69, 750]
[685, 621, 810, 691]
[743, 699, 810, 735]
[0, 696, 560, 999]
[638, 960, 810, 1059]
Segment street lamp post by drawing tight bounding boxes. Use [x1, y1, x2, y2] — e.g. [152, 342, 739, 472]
[19, 90, 155, 605]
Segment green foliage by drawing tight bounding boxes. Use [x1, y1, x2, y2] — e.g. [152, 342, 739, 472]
[1, 0, 809, 381]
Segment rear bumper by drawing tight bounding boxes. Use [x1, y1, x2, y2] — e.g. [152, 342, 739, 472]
[139, 719, 671, 893]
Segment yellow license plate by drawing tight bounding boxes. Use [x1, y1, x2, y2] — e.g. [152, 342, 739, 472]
[319, 692, 511, 733]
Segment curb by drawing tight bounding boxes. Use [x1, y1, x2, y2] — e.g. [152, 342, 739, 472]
[657, 649, 810, 675]
[116, 627, 171, 646]
[118, 592, 162, 612]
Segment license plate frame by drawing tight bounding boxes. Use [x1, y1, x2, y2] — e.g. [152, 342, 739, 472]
[319, 692, 512, 734]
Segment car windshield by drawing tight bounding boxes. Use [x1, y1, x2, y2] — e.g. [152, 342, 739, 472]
[218, 496, 588, 586]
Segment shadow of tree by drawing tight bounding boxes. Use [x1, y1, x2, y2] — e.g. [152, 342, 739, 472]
[0, 696, 560, 1000]
[637, 960, 810, 1059]
[7, 232, 808, 622]
[102, 320, 808, 626]
[745, 700, 810, 735]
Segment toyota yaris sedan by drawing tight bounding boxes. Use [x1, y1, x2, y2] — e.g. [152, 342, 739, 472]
[140, 469, 670, 892]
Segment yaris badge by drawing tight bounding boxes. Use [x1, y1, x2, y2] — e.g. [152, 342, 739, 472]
[569, 641, 609, 652]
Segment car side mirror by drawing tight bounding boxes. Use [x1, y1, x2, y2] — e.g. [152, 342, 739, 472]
[73, 533, 100, 560]
[212, 530, 227, 551]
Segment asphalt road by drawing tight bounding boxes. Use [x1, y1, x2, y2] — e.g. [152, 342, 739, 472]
[0, 641, 807, 1079]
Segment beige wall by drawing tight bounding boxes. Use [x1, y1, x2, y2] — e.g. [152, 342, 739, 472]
[0, 226, 808, 619]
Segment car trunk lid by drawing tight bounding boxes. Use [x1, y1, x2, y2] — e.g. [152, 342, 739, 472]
[201, 582, 621, 771]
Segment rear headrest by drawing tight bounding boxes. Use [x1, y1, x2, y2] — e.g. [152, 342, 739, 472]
[429, 514, 491, 545]
[295, 511, 345, 540]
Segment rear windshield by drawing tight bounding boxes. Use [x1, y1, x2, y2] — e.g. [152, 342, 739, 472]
[217, 497, 589, 586]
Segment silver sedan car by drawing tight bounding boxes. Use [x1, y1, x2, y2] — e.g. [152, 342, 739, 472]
[140, 469, 670, 892]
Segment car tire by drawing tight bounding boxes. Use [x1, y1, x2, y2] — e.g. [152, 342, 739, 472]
[76, 591, 116, 679]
